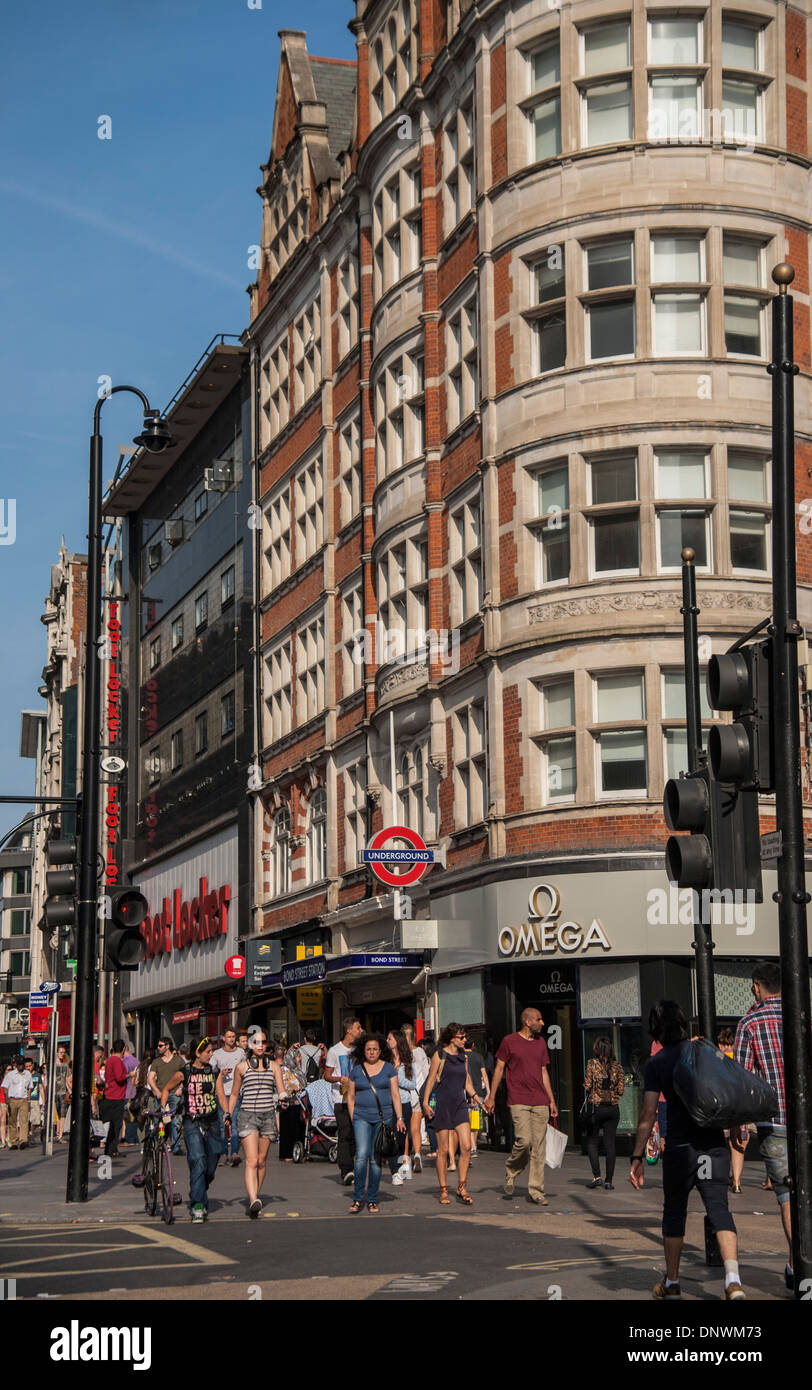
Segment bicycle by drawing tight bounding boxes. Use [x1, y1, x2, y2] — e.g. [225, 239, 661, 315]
[140, 1113, 179, 1222]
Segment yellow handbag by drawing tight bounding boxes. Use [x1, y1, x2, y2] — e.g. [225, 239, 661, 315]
[469, 1105, 481, 1131]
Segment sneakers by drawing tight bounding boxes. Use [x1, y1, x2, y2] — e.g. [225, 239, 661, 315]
[725, 1283, 746, 1301]
[343, 1171, 355, 1186]
[400, 1158, 413, 1180]
[412, 1154, 423, 1174]
[248, 1198, 262, 1219]
[470, 1148, 478, 1159]
[653, 1279, 682, 1300]
[391, 1170, 406, 1185]
[191, 1204, 205, 1224]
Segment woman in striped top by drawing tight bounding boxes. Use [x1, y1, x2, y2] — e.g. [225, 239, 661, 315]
[229, 1032, 286, 1218]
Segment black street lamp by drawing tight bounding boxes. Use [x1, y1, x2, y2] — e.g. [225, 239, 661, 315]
[66, 387, 173, 1204]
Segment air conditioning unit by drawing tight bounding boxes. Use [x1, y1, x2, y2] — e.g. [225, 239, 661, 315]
[165, 519, 184, 546]
[148, 544, 162, 571]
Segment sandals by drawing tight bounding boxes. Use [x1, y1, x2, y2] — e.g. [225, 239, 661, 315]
[348, 1201, 363, 1214]
[439, 1185, 451, 1205]
[367, 1202, 379, 1213]
[456, 1185, 473, 1205]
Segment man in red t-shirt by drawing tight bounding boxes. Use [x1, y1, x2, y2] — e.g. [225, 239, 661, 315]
[485, 1008, 558, 1204]
[100, 1040, 128, 1158]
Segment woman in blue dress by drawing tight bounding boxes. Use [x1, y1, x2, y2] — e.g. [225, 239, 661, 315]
[422, 1022, 482, 1206]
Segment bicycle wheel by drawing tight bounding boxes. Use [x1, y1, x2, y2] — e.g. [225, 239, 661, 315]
[159, 1143, 175, 1224]
[143, 1141, 158, 1216]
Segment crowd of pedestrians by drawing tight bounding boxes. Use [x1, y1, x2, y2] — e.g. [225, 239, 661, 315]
[0, 958, 797, 1300]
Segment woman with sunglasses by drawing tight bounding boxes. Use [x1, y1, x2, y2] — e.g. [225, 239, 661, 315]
[160, 1036, 220, 1223]
[228, 1031, 287, 1217]
[421, 1023, 481, 1206]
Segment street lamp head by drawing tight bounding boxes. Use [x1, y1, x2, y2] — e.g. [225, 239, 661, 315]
[133, 411, 175, 454]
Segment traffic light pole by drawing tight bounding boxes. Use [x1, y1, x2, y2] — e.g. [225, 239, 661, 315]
[67, 385, 168, 1204]
[768, 263, 812, 1295]
[680, 548, 717, 1043]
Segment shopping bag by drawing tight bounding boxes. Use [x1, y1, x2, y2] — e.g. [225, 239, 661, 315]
[673, 1038, 778, 1129]
[90, 1118, 109, 1142]
[545, 1119, 568, 1169]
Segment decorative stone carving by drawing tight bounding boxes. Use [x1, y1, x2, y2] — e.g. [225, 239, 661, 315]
[367, 784, 383, 806]
[428, 754, 446, 777]
[378, 662, 427, 694]
[527, 590, 771, 624]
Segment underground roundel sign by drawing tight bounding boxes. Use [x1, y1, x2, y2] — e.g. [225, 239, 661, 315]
[362, 826, 434, 887]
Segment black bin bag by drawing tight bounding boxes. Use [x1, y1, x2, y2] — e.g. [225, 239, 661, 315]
[673, 1037, 779, 1129]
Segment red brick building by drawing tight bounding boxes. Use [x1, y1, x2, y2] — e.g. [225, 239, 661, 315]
[244, 2, 812, 1134]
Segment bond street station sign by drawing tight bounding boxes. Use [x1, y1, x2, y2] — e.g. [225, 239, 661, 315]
[497, 883, 611, 959]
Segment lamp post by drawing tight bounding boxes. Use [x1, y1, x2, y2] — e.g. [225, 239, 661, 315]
[767, 264, 812, 1294]
[66, 388, 173, 1204]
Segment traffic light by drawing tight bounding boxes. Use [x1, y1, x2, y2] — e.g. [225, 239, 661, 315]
[104, 886, 149, 971]
[44, 838, 78, 929]
[664, 763, 762, 901]
[664, 765, 715, 891]
[707, 638, 774, 792]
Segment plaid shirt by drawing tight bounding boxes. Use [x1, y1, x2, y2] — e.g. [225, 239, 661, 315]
[734, 996, 785, 1126]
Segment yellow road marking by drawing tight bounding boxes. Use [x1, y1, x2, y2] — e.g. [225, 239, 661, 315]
[117, 1224, 237, 1265]
[507, 1254, 655, 1271]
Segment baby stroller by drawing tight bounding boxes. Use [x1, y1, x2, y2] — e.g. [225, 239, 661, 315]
[290, 1082, 338, 1164]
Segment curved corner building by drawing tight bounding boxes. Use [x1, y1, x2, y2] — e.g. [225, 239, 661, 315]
[245, 0, 812, 1135]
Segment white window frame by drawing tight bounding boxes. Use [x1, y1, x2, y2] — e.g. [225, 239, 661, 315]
[344, 762, 367, 873]
[397, 747, 425, 837]
[271, 808, 292, 898]
[338, 410, 362, 528]
[296, 612, 325, 724]
[262, 335, 289, 444]
[264, 483, 291, 590]
[306, 787, 328, 884]
[453, 702, 488, 827]
[293, 452, 324, 567]
[292, 299, 321, 414]
[444, 92, 475, 231]
[531, 461, 570, 588]
[536, 675, 577, 804]
[376, 535, 428, 655]
[449, 491, 483, 624]
[342, 581, 364, 697]
[266, 639, 292, 744]
[446, 292, 478, 432]
[728, 450, 771, 575]
[592, 670, 648, 800]
[337, 250, 359, 360]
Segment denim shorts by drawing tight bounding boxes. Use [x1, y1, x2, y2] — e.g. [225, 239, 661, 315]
[759, 1131, 791, 1205]
[238, 1107, 277, 1139]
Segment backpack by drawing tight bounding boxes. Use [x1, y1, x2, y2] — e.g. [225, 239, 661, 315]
[304, 1051, 320, 1084]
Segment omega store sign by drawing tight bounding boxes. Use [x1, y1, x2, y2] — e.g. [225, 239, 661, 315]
[428, 866, 782, 976]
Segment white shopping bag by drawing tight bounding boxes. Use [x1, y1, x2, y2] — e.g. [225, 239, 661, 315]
[545, 1121, 568, 1169]
[90, 1118, 109, 1142]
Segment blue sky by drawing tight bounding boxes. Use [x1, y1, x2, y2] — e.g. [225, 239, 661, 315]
[0, 0, 355, 836]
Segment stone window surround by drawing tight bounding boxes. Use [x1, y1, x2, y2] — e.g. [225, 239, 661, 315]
[372, 157, 422, 300]
[506, 1, 776, 175]
[526, 654, 732, 807]
[296, 608, 326, 726]
[293, 445, 325, 568]
[337, 249, 360, 361]
[375, 522, 429, 655]
[292, 298, 322, 415]
[341, 577, 364, 697]
[337, 404, 362, 529]
[522, 438, 772, 593]
[263, 481, 292, 593]
[518, 221, 776, 378]
[264, 636, 293, 746]
[445, 285, 479, 433]
[449, 484, 484, 626]
[305, 785, 328, 885]
[453, 699, 488, 829]
[369, 0, 419, 127]
[260, 334, 290, 447]
[342, 758, 367, 876]
[444, 88, 475, 234]
[373, 337, 425, 480]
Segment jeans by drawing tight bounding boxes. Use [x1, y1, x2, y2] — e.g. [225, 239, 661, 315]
[334, 1102, 355, 1177]
[353, 1117, 383, 1202]
[99, 1099, 125, 1157]
[506, 1104, 549, 1197]
[183, 1120, 221, 1208]
[586, 1103, 619, 1183]
[218, 1096, 241, 1156]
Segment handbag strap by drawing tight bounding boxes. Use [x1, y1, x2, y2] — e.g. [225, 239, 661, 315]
[361, 1064, 386, 1123]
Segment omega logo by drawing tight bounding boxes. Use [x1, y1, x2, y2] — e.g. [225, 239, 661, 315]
[497, 883, 612, 959]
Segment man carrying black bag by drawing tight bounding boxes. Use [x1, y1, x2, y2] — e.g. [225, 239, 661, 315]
[629, 1000, 745, 1301]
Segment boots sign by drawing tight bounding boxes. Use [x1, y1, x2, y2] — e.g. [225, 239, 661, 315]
[497, 883, 611, 959]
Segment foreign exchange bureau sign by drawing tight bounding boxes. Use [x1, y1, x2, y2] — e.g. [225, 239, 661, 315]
[498, 884, 612, 959]
[281, 957, 328, 989]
